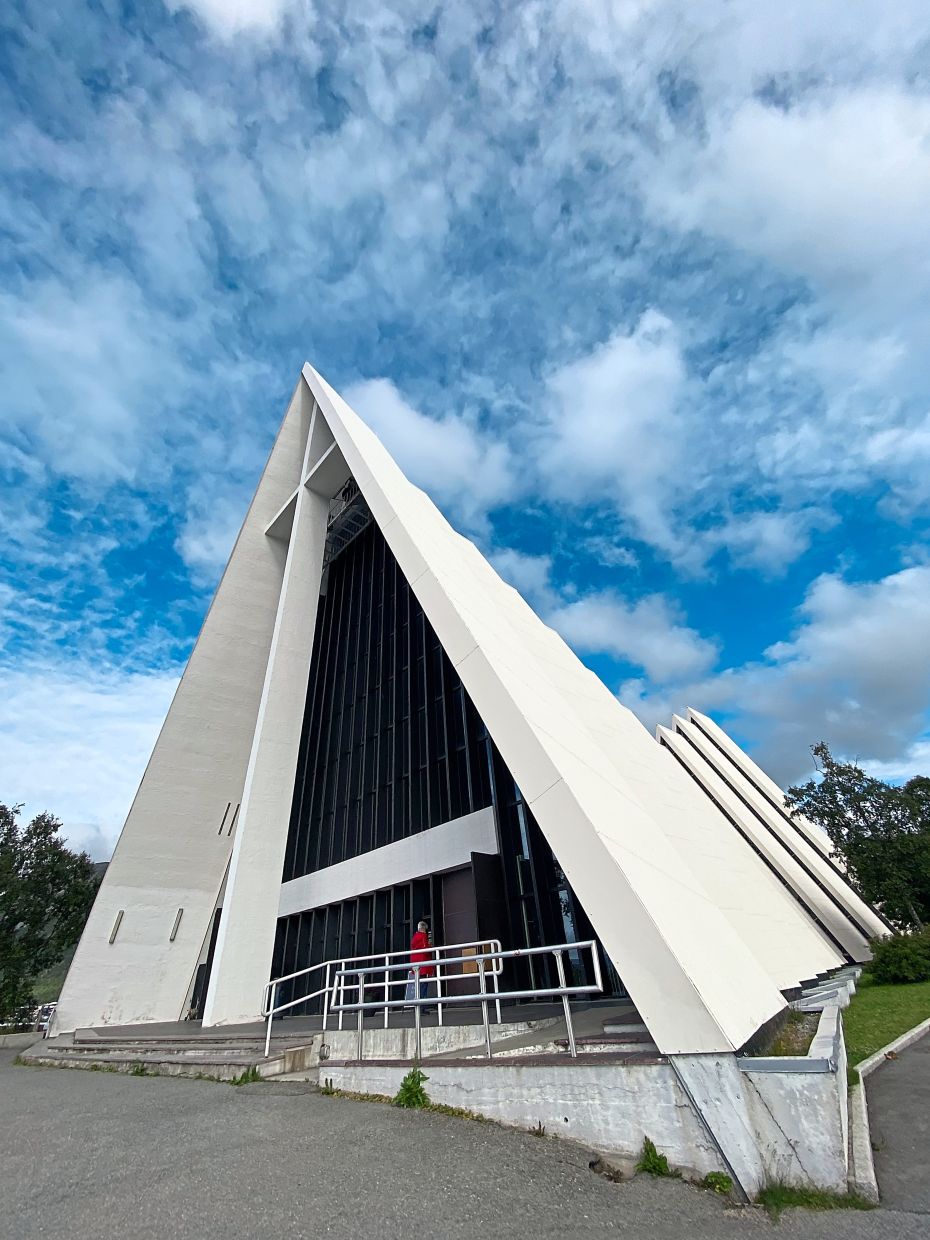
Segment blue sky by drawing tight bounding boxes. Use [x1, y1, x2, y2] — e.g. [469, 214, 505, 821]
[2, 0, 930, 858]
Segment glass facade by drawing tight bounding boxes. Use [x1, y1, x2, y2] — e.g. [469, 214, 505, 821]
[274, 510, 623, 1005]
[283, 517, 493, 882]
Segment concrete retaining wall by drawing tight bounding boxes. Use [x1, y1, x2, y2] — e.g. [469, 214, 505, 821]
[738, 1005, 849, 1192]
[0, 1031, 43, 1050]
[323, 1005, 852, 1196]
[320, 1059, 725, 1180]
[319, 1018, 557, 1064]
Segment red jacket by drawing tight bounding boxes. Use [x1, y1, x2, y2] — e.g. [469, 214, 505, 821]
[410, 930, 435, 978]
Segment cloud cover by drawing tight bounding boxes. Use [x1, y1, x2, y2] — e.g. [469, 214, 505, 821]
[2, 0, 929, 849]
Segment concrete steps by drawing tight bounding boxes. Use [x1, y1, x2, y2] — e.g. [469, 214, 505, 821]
[20, 1031, 318, 1081]
[423, 1003, 661, 1063]
[553, 1031, 657, 1055]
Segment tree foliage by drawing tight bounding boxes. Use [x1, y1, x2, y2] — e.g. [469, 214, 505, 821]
[868, 928, 930, 984]
[0, 802, 98, 1021]
[786, 743, 930, 930]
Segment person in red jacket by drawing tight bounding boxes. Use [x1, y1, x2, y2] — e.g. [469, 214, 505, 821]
[406, 920, 436, 1007]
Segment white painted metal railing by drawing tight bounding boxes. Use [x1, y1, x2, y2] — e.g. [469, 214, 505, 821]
[260, 937, 503, 1058]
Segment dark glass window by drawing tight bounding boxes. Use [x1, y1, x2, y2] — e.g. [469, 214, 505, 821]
[283, 520, 494, 882]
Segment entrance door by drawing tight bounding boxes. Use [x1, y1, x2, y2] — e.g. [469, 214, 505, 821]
[442, 866, 477, 996]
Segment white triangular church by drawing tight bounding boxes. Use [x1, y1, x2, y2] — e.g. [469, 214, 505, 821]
[57, 366, 885, 1056]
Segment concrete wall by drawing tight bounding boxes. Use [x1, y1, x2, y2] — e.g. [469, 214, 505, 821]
[54, 381, 315, 1033]
[321, 1058, 725, 1181]
[278, 807, 497, 918]
[741, 1005, 849, 1193]
[673, 1004, 849, 1196]
[0, 1031, 43, 1050]
[324, 1006, 851, 1197]
[203, 406, 329, 1026]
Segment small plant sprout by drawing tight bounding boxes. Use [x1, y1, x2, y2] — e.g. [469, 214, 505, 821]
[702, 1172, 733, 1196]
[392, 1067, 430, 1108]
[635, 1137, 678, 1177]
[229, 1065, 263, 1086]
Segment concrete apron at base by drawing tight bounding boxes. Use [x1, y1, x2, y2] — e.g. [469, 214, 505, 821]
[321, 1041, 850, 1198]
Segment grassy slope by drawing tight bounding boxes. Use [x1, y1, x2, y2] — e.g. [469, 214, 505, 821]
[843, 973, 930, 1066]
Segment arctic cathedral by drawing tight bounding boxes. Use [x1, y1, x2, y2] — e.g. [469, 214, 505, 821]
[57, 365, 885, 1059]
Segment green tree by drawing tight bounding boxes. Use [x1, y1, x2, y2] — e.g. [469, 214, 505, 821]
[0, 802, 98, 1021]
[786, 744, 930, 930]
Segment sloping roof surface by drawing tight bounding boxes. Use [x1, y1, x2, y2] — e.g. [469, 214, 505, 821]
[305, 364, 843, 1054]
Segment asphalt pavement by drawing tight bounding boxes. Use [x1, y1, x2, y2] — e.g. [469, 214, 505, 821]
[2, 1049, 926, 1240]
[867, 1032, 930, 1214]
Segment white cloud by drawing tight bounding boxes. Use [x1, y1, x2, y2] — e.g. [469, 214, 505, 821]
[489, 549, 559, 611]
[582, 536, 639, 570]
[0, 274, 196, 484]
[166, 0, 293, 37]
[622, 566, 930, 784]
[863, 739, 930, 784]
[488, 541, 714, 684]
[175, 489, 250, 581]
[0, 661, 181, 859]
[536, 311, 689, 558]
[549, 590, 719, 683]
[711, 510, 828, 577]
[345, 378, 516, 531]
[658, 90, 930, 315]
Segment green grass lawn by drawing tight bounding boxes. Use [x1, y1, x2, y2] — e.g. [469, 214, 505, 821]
[843, 973, 930, 1067]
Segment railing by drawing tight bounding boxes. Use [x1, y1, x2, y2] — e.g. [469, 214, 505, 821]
[260, 938, 503, 1058]
[331, 940, 603, 1062]
[327, 477, 360, 527]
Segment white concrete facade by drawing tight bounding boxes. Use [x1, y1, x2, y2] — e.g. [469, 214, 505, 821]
[58, 365, 884, 1060]
[658, 710, 888, 959]
[55, 380, 315, 1032]
[278, 807, 497, 918]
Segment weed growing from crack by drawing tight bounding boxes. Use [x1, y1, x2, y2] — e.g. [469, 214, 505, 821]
[756, 1184, 875, 1220]
[392, 1066, 429, 1108]
[635, 1137, 679, 1178]
[702, 1172, 733, 1196]
[229, 1066, 263, 1086]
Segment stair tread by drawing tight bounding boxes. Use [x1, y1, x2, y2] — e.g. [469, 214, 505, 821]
[27, 1050, 274, 1067]
[556, 1032, 653, 1046]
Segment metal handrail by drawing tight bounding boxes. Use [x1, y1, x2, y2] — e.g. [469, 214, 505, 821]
[261, 937, 503, 1058]
[260, 937, 501, 1017]
[332, 939, 602, 1062]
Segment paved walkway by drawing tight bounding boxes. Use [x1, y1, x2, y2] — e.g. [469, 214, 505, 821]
[867, 1032, 930, 1214]
[2, 1049, 926, 1240]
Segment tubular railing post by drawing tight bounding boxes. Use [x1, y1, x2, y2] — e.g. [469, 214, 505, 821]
[264, 982, 276, 1059]
[478, 959, 492, 1059]
[413, 965, 422, 1062]
[384, 954, 390, 1029]
[554, 950, 577, 1058]
[590, 940, 603, 994]
[338, 964, 344, 1031]
[491, 948, 502, 1024]
[357, 972, 366, 1061]
[435, 946, 443, 1027]
[322, 962, 331, 1034]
